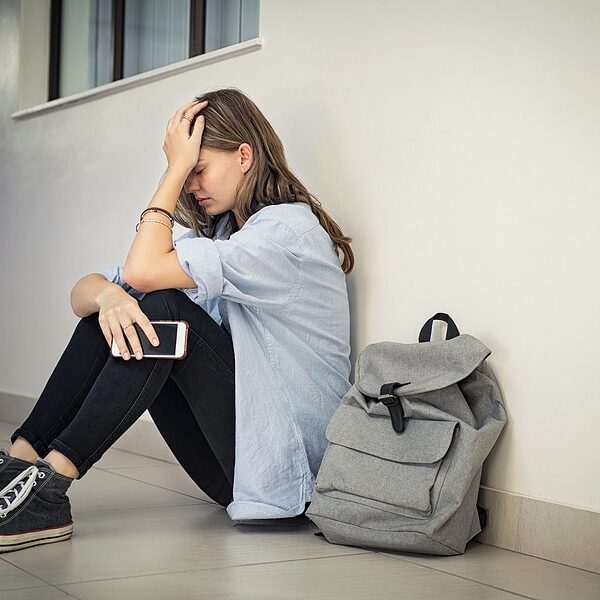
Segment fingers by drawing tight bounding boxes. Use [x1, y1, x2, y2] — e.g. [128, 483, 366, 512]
[182, 102, 207, 148]
[176, 99, 207, 122]
[132, 311, 160, 349]
[176, 100, 208, 130]
[107, 313, 134, 360]
[122, 324, 144, 360]
[165, 100, 208, 136]
[190, 114, 205, 144]
[121, 316, 159, 360]
[176, 99, 202, 118]
[165, 102, 198, 134]
[101, 310, 160, 361]
[186, 100, 208, 117]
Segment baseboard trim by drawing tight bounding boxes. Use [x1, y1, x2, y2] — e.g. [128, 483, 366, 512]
[0, 391, 178, 464]
[1, 391, 597, 572]
[475, 486, 599, 573]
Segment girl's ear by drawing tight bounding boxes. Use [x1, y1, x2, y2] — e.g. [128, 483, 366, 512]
[239, 143, 253, 173]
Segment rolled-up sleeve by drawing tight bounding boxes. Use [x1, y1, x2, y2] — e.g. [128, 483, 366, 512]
[174, 218, 301, 308]
[174, 237, 224, 302]
[98, 265, 146, 301]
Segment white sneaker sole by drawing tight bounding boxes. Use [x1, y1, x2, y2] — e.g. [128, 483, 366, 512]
[0, 522, 73, 553]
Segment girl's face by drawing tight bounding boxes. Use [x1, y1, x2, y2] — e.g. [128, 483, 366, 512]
[183, 145, 251, 229]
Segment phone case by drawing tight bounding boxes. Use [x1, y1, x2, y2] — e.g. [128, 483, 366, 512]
[111, 320, 188, 360]
[172, 320, 188, 360]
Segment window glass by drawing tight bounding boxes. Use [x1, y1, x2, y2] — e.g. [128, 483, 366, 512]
[59, 0, 113, 97]
[52, 0, 260, 100]
[205, 0, 259, 53]
[123, 0, 191, 78]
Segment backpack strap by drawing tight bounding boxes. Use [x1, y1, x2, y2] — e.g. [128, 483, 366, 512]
[375, 381, 411, 434]
[418, 312, 460, 342]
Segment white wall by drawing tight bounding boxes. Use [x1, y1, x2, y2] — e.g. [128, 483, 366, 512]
[1, 0, 598, 512]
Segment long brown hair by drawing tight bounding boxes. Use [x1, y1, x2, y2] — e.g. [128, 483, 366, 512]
[173, 88, 354, 274]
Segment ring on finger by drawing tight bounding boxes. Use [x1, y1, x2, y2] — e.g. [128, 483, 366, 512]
[123, 323, 135, 329]
[182, 115, 193, 122]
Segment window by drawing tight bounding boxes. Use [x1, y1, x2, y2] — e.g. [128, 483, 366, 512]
[48, 0, 259, 100]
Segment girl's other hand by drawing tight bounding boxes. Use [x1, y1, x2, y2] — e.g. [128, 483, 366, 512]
[163, 99, 208, 175]
[96, 285, 159, 360]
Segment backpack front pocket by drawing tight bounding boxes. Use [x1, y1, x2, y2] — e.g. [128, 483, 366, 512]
[316, 404, 458, 515]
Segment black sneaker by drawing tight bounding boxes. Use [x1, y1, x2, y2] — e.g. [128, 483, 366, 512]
[0, 456, 74, 553]
[0, 448, 10, 474]
[0, 448, 35, 480]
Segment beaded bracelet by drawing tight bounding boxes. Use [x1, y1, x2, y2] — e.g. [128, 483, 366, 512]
[135, 218, 173, 232]
[140, 207, 174, 225]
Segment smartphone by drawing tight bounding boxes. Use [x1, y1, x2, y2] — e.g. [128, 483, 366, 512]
[111, 320, 188, 360]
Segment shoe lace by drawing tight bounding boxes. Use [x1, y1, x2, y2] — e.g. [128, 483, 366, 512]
[0, 466, 43, 519]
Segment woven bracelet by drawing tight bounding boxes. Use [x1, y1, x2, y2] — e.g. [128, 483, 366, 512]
[140, 207, 174, 224]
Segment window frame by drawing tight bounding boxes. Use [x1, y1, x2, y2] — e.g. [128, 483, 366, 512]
[48, 0, 207, 101]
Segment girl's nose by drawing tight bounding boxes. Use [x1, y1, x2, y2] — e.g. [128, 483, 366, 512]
[184, 175, 199, 192]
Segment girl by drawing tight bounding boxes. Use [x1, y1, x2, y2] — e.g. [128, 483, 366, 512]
[0, 88, 354, 553]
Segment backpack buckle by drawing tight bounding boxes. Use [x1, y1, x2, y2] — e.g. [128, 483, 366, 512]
[377, 382, 411, 434]
[377, 394, 398, 404]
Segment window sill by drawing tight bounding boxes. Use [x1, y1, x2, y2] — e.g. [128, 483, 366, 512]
[12, 37, 263, 120]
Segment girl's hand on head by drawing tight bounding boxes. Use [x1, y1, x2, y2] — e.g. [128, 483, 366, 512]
[163, 99, 208, 175]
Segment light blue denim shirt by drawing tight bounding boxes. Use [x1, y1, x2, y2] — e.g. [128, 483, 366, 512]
[100, 203, 352, 520]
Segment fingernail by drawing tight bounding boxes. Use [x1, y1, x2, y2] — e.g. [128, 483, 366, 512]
[124, 352, 130, 360]
[152, 338, 159, 346]
[135, 352, 142, 359]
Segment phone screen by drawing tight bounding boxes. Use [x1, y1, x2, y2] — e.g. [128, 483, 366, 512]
[127, 322, 178, 356]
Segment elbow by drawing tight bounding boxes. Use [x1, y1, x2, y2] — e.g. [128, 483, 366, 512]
[122, 265, 149, 293]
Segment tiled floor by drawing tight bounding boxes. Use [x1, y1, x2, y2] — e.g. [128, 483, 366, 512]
[0, 420, 598, 600]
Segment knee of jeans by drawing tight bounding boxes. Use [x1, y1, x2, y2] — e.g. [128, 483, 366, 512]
[137, 289, 183, 320]
[79, 312, 105, 337]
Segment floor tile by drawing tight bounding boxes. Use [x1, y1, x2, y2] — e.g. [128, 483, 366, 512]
[0, 420, 16, 442]
[98, 463, 215, 504]
[59, 552, 525, 600]
[3, 417, 595, 598]
[92, 446, 174, 469]
[0, 586, 75, 600]
[0, 558, 48, 591]
[2, 502, 368, 585]
[66, 467, 204, 515]
[380, 541, 600, 600]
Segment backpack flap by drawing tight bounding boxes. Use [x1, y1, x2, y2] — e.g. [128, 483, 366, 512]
[355, 334, 491, 401]
[321, 403, 459, 513]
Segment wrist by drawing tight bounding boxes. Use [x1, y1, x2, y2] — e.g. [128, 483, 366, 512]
[166, 164, 191, 181]
[94, 279, 119, 308]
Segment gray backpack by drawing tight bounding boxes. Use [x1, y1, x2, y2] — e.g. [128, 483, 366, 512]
[306, 313, 507, 555]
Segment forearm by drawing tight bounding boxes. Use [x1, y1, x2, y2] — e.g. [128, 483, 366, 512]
[123, 167, 188, 285]
[70, 273, 120, 318]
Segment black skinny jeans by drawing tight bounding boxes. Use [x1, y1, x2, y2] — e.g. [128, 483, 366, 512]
[11, 289, 236, 508]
